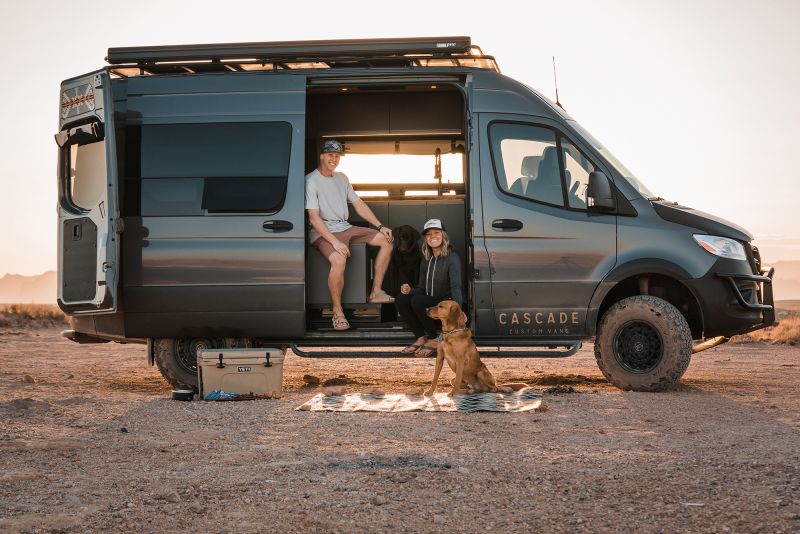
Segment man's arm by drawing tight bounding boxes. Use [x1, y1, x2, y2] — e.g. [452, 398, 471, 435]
[351, 199, 392, 241]
[307, 209, 350, 258]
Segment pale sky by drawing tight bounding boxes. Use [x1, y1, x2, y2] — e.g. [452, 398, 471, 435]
[1, 0, 798, 277]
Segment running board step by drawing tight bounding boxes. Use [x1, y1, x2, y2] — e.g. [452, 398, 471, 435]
[290, 341, 581, 358]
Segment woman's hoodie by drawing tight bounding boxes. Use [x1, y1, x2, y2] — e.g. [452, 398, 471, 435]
[409, 249, 462, 308]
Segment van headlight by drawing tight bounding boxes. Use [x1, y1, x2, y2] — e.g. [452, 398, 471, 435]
[693, 234, 747, 261]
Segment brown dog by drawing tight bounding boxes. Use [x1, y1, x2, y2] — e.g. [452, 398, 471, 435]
[425, 300, 527, 396]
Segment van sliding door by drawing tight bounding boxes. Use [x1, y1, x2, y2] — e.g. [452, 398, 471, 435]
[120, 74, 307, 338]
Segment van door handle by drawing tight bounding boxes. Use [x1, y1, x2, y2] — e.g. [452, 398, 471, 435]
[491, 219, 523, 231]
[262, 220, 293, 233]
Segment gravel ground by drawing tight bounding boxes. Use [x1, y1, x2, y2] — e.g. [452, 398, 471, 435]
[0, 328, 798, 533]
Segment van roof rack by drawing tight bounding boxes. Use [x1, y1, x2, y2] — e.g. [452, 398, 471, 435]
[106, 36, 500, 77]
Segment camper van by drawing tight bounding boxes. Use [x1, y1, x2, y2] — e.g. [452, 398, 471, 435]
[56, 37, 774, 392]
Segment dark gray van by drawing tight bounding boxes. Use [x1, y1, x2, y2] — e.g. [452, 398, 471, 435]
[56, 37, 775, 392]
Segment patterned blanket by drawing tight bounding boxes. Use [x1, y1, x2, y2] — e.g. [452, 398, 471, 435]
[296, 388, 543, 413]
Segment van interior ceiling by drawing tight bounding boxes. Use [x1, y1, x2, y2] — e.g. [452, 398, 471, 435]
[304, 84, 468, 332]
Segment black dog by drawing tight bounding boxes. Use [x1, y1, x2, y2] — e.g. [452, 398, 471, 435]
[382, 225, 423, 298]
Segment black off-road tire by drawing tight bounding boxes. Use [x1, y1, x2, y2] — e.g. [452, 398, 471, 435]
[154, 337, 253, 389]
[594, 295, 692, 392]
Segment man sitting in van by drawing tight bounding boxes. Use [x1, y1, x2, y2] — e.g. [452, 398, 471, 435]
[306, 140, 395, 331]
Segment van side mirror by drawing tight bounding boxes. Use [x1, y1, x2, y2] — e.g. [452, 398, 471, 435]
[587, 171, 616, 212]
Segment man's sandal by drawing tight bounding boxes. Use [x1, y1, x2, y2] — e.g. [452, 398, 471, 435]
[415, 343, 438, 358]
[400, 341, 426, 355]
[332, 314, 350, 331]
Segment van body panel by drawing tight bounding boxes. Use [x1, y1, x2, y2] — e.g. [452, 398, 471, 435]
[124, 285, 302, 313]
[119, 73, 307, 338]
[123, 228, 303, 287]
[57, 71, 121, 314]
[616, 199, 716, 280]
[124, 311, 304, 339]
[476, 112, 617, 338]
[470, 72, 563, 119]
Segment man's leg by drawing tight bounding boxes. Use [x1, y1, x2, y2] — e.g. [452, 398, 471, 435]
[327, 251, 347, 317]
[313, 236, 348, 321]
[367, 231, 393, 298]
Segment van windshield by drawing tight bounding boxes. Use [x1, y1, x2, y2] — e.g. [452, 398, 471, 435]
[567, 120, 655, 199]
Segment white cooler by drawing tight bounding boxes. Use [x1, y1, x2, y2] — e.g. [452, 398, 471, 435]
[198, 348, 285, 399]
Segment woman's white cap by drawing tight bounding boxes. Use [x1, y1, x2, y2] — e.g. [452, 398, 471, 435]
[423, 219, 445, 233]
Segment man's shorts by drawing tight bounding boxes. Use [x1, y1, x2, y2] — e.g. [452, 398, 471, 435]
[312, 226, 379, 261]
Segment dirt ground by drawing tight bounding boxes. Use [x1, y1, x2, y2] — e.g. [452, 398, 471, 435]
[0, 328, 798, 533]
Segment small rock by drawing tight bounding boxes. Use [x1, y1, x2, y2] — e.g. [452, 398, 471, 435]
[190, 503, 205, 514]
[322, 375, 353, 386]
[126, 502, 135, 508]
[161, 491, 181, 503]
[22, 375, 35, 384]
[434, 514, 446, 525]
[120, 427, 129, 433]
[66, 374, 74, 379]
[302, 374, 320, 386]
[322, 386, 347, 396]
[458, 467, 470, 475]
[372, 495, 388, 506]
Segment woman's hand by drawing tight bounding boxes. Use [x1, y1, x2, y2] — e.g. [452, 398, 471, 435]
[400, 283, 410, 295]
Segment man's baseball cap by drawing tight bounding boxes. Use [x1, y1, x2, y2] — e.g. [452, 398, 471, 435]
[321, 140, 345, 155]
[423, 219, 445, 234]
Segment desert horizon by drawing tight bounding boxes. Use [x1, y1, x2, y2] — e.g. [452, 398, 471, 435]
[6, 257, 800, 303]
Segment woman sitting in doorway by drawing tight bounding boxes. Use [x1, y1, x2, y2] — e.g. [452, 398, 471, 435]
[395, 219, 463, 357]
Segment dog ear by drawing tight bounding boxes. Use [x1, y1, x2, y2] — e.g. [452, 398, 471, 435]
[447, 301, 465, 326]
[392, 227, 401, 241]
[411, 228, 420, 243]
[459, 311, 468, 326]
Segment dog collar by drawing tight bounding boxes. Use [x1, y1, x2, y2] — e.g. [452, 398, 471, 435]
[439, 327, 468, 341]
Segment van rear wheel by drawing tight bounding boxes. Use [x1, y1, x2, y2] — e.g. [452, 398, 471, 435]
[154, 337, 253, 389]
[594, 295, 692, 392]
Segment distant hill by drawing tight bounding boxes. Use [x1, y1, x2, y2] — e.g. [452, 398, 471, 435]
[0, 271, 56, 304]
[773, 261, 800, 300]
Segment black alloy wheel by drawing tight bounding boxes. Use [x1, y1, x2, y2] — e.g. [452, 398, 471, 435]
[613, 320, 663, 373]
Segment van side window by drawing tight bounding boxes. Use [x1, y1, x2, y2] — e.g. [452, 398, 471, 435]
[561, 138, 595, 209]
[135, 122, 292, 215]
[489, 123, 564, 207]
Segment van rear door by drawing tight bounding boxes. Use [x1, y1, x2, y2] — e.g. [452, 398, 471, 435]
[56, 71, 119, 313]
[474, 114, 617, 338]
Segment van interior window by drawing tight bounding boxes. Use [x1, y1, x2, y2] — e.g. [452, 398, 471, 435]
[338, 153, 463, 198]
[69, 141, 106, 210]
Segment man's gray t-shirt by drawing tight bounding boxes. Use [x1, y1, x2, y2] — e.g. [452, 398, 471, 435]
[305, 169, 360, 243]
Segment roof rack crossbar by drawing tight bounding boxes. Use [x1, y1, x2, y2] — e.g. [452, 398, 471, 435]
[107, 36, 474, 65]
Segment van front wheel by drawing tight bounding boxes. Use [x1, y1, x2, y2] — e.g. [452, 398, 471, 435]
[594, 295, 692, 392]
[154, 337, 253, 389]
